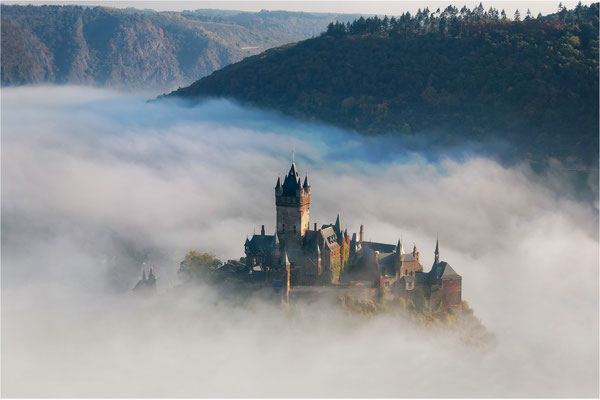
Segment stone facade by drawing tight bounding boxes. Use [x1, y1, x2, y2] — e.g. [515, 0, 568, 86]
[231, 160, 462, 310]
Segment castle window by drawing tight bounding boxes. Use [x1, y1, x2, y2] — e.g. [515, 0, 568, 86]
[282, 224, 285, 232]
[294, 225, 297, 233]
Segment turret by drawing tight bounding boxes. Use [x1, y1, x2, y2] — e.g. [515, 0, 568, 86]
[359, 224, 364, 242]
[434, 238, 440, 265]
[303, 175, 310, 193]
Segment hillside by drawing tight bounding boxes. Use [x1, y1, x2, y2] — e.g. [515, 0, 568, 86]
[1, 5, 359, 90]
[167, 4, 599, 167]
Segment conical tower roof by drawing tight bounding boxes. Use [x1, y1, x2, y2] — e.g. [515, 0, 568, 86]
[303, 175, 310, 189]
[334, 213, 341, 235]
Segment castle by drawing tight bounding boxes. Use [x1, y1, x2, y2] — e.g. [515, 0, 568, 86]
[223, 159, 462, 310]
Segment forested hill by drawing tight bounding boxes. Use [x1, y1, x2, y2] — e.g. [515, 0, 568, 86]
[167, 3, 599, 167]
[1, 5, 359, 89]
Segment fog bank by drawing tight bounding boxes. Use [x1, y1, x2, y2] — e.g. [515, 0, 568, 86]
[1, 86, 598, 397]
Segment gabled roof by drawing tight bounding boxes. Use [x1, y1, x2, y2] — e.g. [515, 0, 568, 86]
[429, 261, 461, 281]
[248, 234, 275, 255]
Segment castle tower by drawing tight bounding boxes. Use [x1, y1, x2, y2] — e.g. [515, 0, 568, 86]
[275, 161, 310, 248]
[434, 238, 440, 265]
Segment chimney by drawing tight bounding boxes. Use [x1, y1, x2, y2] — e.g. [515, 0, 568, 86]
[360, 224, 365, 242]
[314, 222, 317, 231]
[261, 225, 265, 235]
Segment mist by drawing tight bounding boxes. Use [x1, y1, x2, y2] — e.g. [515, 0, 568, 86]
[1, 86, 598, 397]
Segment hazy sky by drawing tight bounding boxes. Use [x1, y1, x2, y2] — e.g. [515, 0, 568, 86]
[2, 86, 598, 396]
[3, 0, 595, 16]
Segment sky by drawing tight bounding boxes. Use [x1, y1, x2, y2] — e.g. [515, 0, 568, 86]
[1, 85, 598, 397]
[3, 0, 595, 16]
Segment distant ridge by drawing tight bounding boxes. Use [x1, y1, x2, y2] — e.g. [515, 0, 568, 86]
[1, 4, 360, 90]
[166, 3, 599, 167]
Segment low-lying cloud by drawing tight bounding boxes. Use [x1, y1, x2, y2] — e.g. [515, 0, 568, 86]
[1, 86, 598, 397]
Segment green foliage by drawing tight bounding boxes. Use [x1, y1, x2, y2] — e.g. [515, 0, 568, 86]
[1, 4, 361, 88]
[170, 3, 599, 167]
[340, 294, 385, 317]
[178, 250, 222, 283]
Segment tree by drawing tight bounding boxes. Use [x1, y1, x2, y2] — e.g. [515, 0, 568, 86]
[514, 9, 521, 21]
[178, 251, 222, 283]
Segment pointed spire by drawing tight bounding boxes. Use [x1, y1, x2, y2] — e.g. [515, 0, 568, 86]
[303, 175, 310, 189]
[275, 177, 281, 189]
[434, 236, 440, 264]
[296, 176, 302, 189]
[334, 213, 341, 235]
[344, 228, 348, 239]
[288, 162, 298, 178]
[281, 250, 290, 266]
[273, 232, 280, 248]
[245, 237, 250, 246]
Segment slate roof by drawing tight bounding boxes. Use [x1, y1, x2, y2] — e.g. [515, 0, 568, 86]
[361, 241, 396, 253]
[415, 271, 429, 283]
[378, 252, 397, 276]
[429, 261, 461, 281]
[248, 234, 275, 255]
[402, 253, 416, 262]
[281, 162, 301, 196]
